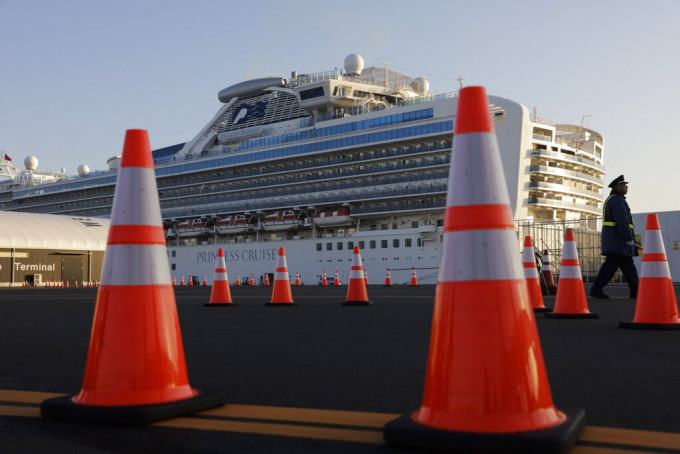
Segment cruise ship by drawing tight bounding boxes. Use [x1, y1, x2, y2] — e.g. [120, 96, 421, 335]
[0, 54, 606, 286]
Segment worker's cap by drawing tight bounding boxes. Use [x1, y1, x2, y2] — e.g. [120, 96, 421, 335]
[608, 175, 628, 188]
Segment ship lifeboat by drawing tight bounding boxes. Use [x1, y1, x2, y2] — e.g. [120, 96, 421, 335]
[262, 209, 303, 231]
[215, 214, 255, 234]
[313, 209, 352, 227]
[175, 218, 206, 237]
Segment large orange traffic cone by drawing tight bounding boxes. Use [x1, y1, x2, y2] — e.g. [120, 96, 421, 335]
[383, 268, 392, 286]
[41, 129, 226, 424]
[523, 236, 550, 312]
[409, 267, 419, 286]
[266, 247, 295, 306]
[542, 249, 557, 294]
[620, 214, 680, 329]
[384, 87, 584, 453]
[204, 248, 235, 307]
[343, 246, 372, 306]
[333, 269, 341, 286]
[546, 228, 598, 319]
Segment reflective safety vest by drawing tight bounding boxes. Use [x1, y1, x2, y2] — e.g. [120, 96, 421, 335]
[602, 194, 634, 229]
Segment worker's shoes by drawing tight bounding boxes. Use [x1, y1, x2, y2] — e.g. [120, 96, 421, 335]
[589, 291, 610, 299]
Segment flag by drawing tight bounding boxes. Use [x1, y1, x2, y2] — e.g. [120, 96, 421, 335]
[3, 153, 12, 163]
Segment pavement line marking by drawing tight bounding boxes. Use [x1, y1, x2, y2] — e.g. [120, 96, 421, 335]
[0, 404, 41, 418]
[153, 416, 385, 444]
[196, 403, 398, 428]
[0, 389, 64, 403]
[580, 426, 680, 451]
[571, 447, 659, 454]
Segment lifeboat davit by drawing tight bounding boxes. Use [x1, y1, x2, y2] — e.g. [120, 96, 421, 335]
[313, 209, 351, 227]
[262, 210, 303, 231]
[215, 214, 254, 234]
[175, 218, 206, 237]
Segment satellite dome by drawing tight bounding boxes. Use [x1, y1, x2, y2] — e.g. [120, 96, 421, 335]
[344, 53, 364, 76]
[77, 164, 90, 176]
[24, 156, 38, 171]
[412, 76, 430, 95]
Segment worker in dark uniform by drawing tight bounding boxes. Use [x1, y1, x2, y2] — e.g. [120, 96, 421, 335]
[589, 175, 641, 299]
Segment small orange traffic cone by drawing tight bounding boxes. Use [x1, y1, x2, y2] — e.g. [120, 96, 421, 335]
[320, 270, 328, 286]
[188, 276, 194, 286]
[266, 247, 296, 306]
[384, 86, 584, 453]
[620, 214, 680, 329]
[202, 274, 207, 286]
[249, 273, 254, 286]
[546, 228, 598, 319]
[294, 271, 301, 286]
[205, 248, 235, 307]
[383, 268, 392, 286]
[333, 270, 341, 286]
[343, 246, 372, 306]
[41, 129, 225, 424]
[523, 236, 550, 312]
[409, 267, 419, 287]
[172, 276, 176, 286]
[65, 281, 70, 288]
[180, 275, 185, 286]
[542, 249, 557, 294]
[263, 273, 270, 286]
[364, 269, 369, 286]
[234, 273, 241, 286]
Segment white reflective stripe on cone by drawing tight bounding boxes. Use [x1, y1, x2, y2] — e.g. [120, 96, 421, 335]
[110, 167, 163, 227]
[101, 244, 172, 285]
[522, 247, 535, 264]
[524, 267, 539, 279]
[562, 242, 578, 260]
[641, 261, 672, 279]
[558, 265, 582, 279]
[446, 133, 511, 207]
[439, 229, 524, 282]
[275, 271, 289, 280]
[214, 272, 228, 281]
[643, 230, 665, 254]
[350, 269, 364, 279]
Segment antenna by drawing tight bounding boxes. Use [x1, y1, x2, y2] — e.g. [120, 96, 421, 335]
[382, 61, 390, 87]
[575, 114, 592, 151]
[457, 76, 465, 88]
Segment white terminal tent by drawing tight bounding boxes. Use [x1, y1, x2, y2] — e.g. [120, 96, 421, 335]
[0, 211, 109, 250]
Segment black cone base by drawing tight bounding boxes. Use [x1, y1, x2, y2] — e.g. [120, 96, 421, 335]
[533, 307, 552, 313]
[384, 408, 586, 454]
[265, 302, 297, 306]
[204, 303, 238, 306]
[619, 321, 680, 330]
[41, 390, 227, 425]
[545, 312, 599, 319]
[343, 300, 373, 306]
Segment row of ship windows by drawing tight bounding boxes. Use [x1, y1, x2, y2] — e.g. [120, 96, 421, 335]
[316, 238, 421, 252]
[160, 120, 453, 177]
[237, 108, 434, 151]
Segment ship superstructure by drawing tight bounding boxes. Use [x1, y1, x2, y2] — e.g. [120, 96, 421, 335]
[0, 54, 606, 285]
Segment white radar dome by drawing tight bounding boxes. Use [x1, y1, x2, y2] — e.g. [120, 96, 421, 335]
[77, 164, 90, 176]
[412, 76, 430, 95]
[344, 53, 364, 76]
[107, 155, 122, 170]
[24, 156, 38, 171]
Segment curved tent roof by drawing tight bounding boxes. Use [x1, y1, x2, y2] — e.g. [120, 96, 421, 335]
[0, 211, 109, 250]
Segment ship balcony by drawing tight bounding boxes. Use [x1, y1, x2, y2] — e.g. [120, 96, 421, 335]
[529, 165, 604, 187]
[530, 149, 604, 173]
[527, 196, 600, 216]
[528, 181, 602, 202]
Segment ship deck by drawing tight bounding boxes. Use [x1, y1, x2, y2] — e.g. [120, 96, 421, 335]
[0, 285, 678, 453]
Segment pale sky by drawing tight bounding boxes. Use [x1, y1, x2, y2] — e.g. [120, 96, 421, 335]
[1, 0, 678, 213]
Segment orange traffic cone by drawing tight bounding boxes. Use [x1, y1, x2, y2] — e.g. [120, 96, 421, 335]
[235, 273, 241, 286]
[266, 247, 295, 306]
[523, 236, 550, 312]
[384, 87, 584, 453]
[320, 270, 328, 286]
[65, 281, 70, 288]
[409, 267, 419, 287]
[263, 273, 270, 286]
[542, 249, 557, 294]
[343, 246, 372, 306]
[364, 269, 369, 286]
[180, 275, 185, 286]
[546, 228, 598, 319]
[249, 273, 254, 286]
[294, 271, 301, 286]
[383, 268, 392, 286]
[333, 270, 341, 286]
[41, 129, 225, 424]
[620, 214, 680, 329]
[205, 248, 235, 307]
[202, 274, 207, 286]
[188, 276, 193, 286]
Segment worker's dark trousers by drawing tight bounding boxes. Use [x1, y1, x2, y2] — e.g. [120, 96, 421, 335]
[590, 254, 639, 297]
